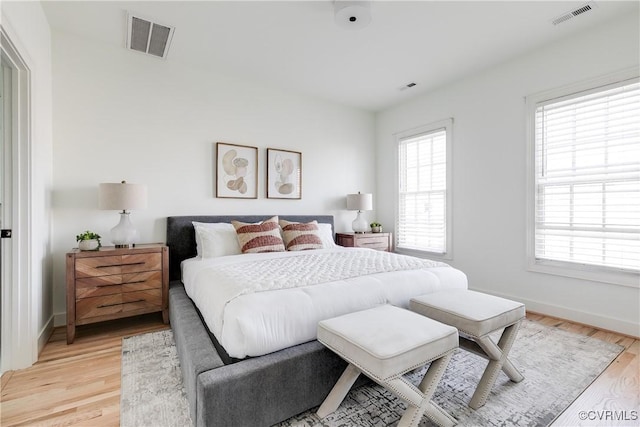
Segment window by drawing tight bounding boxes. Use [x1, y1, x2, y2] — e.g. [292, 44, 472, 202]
[396, 119, 452, 257]
[528, 72, 639, 286]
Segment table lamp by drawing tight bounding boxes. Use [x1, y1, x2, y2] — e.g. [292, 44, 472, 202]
[347, 192, 372, 233]
[99, 181, 147, 248]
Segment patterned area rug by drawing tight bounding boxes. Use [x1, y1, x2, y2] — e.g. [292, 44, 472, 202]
[120, 320, 622, 427]
[120, 330, 191, 427]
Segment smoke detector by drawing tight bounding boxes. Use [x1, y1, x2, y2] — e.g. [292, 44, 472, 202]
[334, 1, 372, 30]
[126, 13, 175, 59]
[551, 2, 598, 26]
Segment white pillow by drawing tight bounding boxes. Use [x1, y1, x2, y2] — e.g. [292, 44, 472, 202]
[192, 222, 242, 258]
[317, 223, 337, 248]
[193, 221, 215, 256]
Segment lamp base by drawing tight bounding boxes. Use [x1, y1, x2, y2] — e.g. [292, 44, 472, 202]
[111, 212, 138, 247]
[351, 211, 369, 233]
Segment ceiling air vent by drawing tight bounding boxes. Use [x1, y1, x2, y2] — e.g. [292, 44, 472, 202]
[398, 82, 417, 91]
[126, 13, 175, 59]
[551, 2, 598, 26]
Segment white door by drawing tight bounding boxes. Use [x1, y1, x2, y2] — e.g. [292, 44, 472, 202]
[0, 53, 12, 373]
[1, 25, 35, 373]
[0, 57, 3, 371]
[0, 28, 29, 373]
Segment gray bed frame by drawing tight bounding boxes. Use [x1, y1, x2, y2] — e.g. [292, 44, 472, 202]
[166, 215, 357, 426]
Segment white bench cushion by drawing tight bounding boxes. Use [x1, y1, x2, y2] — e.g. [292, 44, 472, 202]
[410, 290, 525, 338]
[317, 305, 458, 381]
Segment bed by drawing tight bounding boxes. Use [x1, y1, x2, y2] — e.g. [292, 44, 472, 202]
[166, 215, 467, 426]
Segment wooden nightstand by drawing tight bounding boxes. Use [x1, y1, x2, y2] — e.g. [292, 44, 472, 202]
[66, 244, 169, 344]
[336, 232, 393, 252]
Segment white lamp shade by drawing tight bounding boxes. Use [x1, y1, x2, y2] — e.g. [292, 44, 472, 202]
[99, 182, 147, 211]
[347, 193, 373, 211]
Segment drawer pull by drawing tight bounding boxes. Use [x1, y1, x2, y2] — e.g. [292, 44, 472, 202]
[96, 262, 145, 268]
[92, 279, 151, 287]
[123, 279, 148, 285]
[97, 299, 145, 308]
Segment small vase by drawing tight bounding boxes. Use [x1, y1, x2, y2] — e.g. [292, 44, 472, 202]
[371, 226, 382, 233]
[78, 239, 100, 251]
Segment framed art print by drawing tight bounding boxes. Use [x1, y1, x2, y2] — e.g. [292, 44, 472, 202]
[267, 148, 302, 199]
[216, 142, 258, 198]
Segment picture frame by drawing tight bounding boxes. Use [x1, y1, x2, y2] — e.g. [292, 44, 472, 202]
[216, 142, 258, 199]
[267, 148, 302, 199]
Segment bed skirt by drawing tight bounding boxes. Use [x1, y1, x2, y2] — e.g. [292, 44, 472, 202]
[169, 281, 355, 426]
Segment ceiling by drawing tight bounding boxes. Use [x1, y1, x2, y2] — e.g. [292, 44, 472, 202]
[41, 1, 638, 112]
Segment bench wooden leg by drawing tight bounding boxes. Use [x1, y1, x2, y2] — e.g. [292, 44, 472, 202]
[316, 363, 361, 418]
[469, 321, 523, 409]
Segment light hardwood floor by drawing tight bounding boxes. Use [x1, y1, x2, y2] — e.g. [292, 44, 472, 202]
[1, 312, 637, 426]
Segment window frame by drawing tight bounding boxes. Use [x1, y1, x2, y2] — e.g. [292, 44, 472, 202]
[525, 68, 640, 288]
[394, 118, 453, 260]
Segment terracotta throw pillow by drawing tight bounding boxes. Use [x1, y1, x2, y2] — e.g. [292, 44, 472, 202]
[280, 219, 324, 251]
[232, 216, 285, 253]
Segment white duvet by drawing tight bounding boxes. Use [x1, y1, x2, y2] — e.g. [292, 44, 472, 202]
[182, 247, 467, 358]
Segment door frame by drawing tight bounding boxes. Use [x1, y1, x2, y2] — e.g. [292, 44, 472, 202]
[1, 25, 34, 372]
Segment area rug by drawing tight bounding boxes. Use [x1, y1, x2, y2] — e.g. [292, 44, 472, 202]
[120, 320, 623, 427]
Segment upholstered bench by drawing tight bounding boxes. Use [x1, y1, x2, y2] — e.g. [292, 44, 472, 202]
[410, 290, 525, 409]
[316, 305, 459, 427]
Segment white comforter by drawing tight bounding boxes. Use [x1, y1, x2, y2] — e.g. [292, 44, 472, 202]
[182, 247, 467, 358]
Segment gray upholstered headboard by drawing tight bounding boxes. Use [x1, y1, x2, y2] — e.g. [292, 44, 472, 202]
[166, 215, 335, 281]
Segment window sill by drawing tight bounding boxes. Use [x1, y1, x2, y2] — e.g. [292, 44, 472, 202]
[528, 259, 639, 288]
[396, 247, 452, 261]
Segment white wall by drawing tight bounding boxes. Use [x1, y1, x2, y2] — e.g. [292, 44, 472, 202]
[1, 1, 54, 366]
[376, 14, 640, 336]
[51, 32, 375, 323]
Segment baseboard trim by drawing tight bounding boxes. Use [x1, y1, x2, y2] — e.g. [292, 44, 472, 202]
[38, 316, 55, 356]
[469, 287, 640, 339]
[54, 312, 66, 328]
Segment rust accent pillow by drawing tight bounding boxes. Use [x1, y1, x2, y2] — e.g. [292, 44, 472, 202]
[280, 219, 324, 251]
[232, 216, 285, 253]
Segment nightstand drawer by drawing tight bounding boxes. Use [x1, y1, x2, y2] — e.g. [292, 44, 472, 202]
[354, 236, 390, 249]
[336, 232, 392, 252]
[76, 271, 162, 298]
[75, 253, 162, 278]
[76, 289, 162, 321]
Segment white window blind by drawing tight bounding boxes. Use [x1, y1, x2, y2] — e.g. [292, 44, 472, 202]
[534, 79, 640, 272]
[398, 127, 448, 254]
